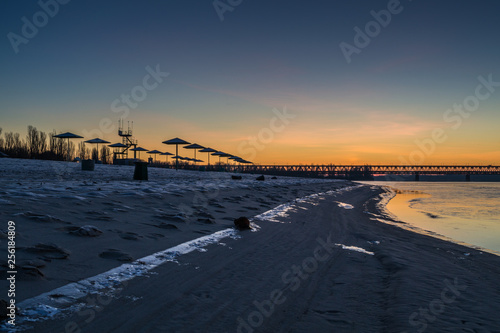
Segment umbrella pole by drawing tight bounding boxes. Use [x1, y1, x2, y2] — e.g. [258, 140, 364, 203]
[176, 144, 179, 170]
[67, 138, 70, 161]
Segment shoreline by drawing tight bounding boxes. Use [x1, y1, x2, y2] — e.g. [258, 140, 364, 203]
[1, 159, 500, 332]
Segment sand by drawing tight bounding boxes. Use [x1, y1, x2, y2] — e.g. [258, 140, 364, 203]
[1, 159, 500, 332]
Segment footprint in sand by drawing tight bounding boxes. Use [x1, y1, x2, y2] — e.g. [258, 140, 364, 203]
[153, 213, 186, 223]
[242, 206, 260, 211]
[1, 259, 46, 280]
[24, 243, 70, 259]
[16, 265, 45, 280]
[146, 233, 166, 239]
[16, 211, 64, 223]
[119, 232, 143, 240]
[196, 218, 216, 224]
[99, 249, 133, 262]
[196, 211, 215, 219]
[155, 223, 179, 230]
[213, 203, 225, 208]
[85, 210, 114, 219]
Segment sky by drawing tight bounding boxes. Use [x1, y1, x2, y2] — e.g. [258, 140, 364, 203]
[1, 0, 499, 165]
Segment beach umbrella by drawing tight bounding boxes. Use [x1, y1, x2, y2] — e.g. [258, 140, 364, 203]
[214, 151, 232, 164]
[228, 156, 241, 166]
[108, 143, 127, 148]
[211, 151, 228, 164]
[108, 142, 128, 160]
[171, 155, 186, 162]
[199, 147, 217, 165]
[160, 151, 174, 163]
[223, 153, 234, 165]
[147, 150, 162, 162]
[162, 138, 190, 170]
[131, 147, 148, 160]
[53, 132, 83, 161]
[183, 143, 204, 162]
[85, 138, 111, 161]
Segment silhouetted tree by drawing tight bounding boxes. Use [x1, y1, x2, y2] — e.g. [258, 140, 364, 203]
[39, 131, 47, 154]
[78, 141, 90, 160]
[49, 130, 74, 160]
[0, 127, 4, 152]
[91, 147, 98, 161]
[3, 131, 28, 157]
[26, 125, 45, 158]
[100, 146, 111, 164]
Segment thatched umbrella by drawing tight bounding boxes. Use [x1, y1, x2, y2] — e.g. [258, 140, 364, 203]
[160, 151, 174, 163]
[162, 138, 190, 170]
[53, 132, 83, 161]
[85, 138, 111, 161]
[211, 151, 227, 165]
[130, 147, 148, 160]
[199, 147, 217, 165]
[183, 143, 204, 163]
[108, 142, 127, 160]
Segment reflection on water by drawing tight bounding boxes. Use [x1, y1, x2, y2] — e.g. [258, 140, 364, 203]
[366, 182, 500, 255]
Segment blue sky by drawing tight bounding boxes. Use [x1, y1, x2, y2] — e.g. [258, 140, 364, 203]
[1, 0, 499, 163]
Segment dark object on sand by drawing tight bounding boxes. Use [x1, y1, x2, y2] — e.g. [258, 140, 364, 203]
[81, 159, 95, 171]
[234, 216, 251, 230]
[232, 175, 242, 180]
[256, 175, 265, 181]
[0, 151, 8, 158]
[134, 161, 148, 180]
[271, 176, 277, 179]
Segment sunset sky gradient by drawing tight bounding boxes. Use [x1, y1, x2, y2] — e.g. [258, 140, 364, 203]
[1, 0, 499, 164]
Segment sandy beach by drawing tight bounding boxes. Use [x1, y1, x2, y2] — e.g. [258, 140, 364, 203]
[1, 159, 500, 332]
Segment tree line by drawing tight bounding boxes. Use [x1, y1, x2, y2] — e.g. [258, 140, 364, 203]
[0, 126, 111, 163]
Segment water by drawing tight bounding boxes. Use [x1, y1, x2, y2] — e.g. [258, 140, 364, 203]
[367, 182, 500, 255]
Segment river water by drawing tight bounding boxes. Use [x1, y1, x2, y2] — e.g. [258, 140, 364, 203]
[367, 182, 500, 255]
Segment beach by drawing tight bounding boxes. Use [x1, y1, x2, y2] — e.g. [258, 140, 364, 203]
[1, 159, 500, 332]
